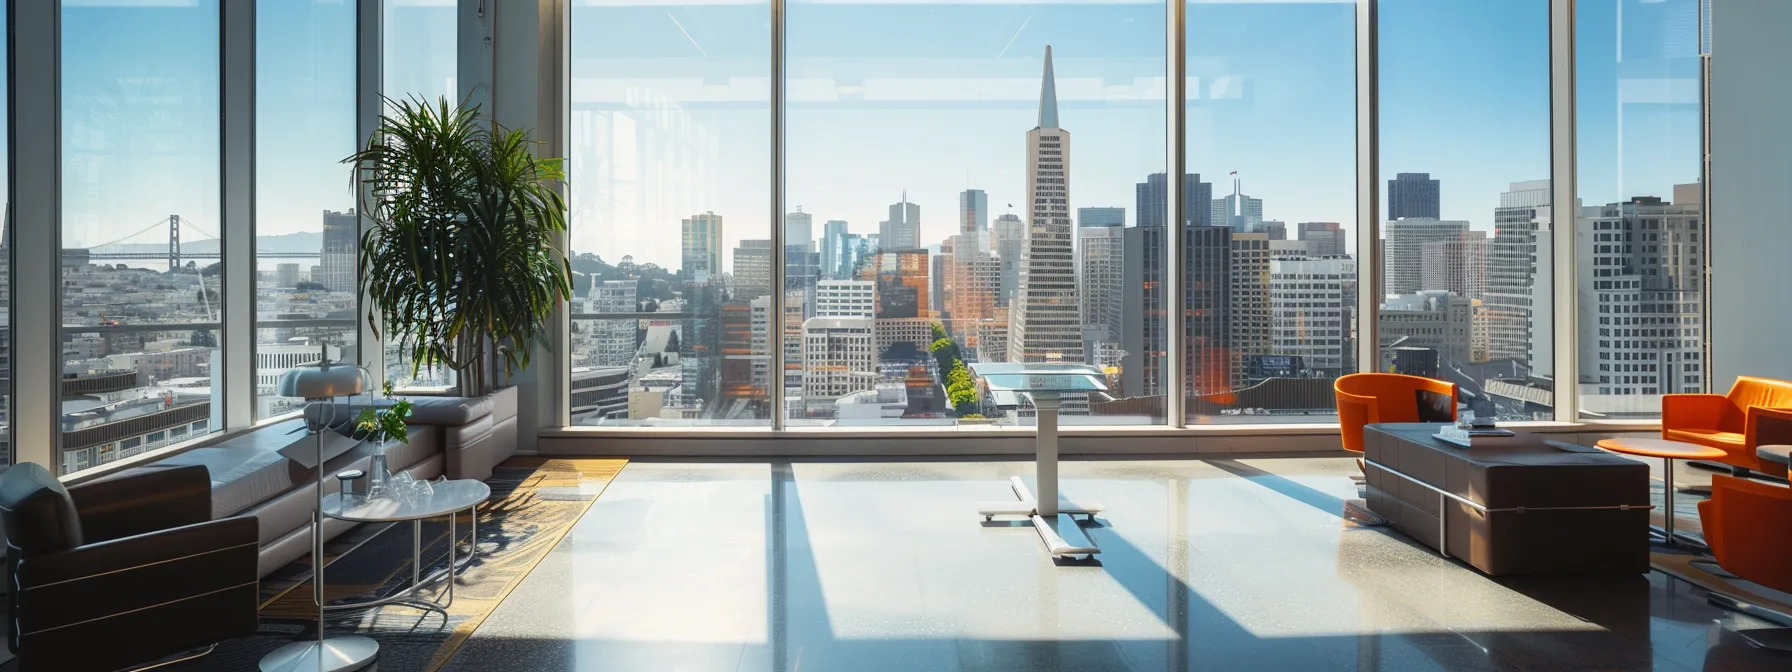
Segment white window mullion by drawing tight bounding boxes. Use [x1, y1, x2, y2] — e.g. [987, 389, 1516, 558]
[10, 0, 63, 468]
[221, 0, 255, 429]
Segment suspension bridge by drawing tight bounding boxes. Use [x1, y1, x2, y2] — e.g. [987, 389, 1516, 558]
[84, 215, 322, 269]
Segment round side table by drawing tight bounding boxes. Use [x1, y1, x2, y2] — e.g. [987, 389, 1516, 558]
[1595, 437, 1727, 547]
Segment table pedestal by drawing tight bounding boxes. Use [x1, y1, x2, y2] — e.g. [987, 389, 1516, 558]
[975, 392, 1104, 559]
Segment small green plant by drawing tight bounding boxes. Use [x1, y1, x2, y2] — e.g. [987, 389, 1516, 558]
[353, 381, 414, 445]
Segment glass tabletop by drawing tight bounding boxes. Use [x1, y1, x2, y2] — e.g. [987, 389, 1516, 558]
[969, 363, 1109, 393]
[323, 479, 492, 522]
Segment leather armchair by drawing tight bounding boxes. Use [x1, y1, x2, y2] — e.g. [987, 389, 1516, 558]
[1, 463, 259, 672]
[1334, 373, 1458, 454]
[1662, 376, 1792, 477]
[1697, 475, 1792, 594]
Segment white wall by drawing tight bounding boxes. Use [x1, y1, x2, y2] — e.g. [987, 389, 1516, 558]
[1711, 0, 1792, 384]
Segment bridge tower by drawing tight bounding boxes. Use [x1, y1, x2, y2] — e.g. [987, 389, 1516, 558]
[169, 214, 181, 270]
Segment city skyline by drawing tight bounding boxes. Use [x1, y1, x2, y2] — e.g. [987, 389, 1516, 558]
[56, 2, 1697, 276]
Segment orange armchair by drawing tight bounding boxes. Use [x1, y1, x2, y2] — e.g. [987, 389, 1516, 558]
[1697, 475, 1792, 594]
[1334, 373, 1458, 454]
[1662, 376, 1792, 477]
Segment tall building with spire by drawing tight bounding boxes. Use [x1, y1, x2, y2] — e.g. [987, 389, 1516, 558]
[1210, 174, 1264, 230]
[880, 192, 920, 252]
[1008, 46, 1083, 364]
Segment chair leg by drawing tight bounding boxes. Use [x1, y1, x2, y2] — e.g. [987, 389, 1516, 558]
[1731, 466, 1753, 479]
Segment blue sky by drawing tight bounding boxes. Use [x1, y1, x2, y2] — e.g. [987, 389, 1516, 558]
[49, 1, 1701, 273]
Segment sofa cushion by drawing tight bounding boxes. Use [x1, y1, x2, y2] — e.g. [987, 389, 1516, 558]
[406, 395, 496, 425]
[159, 447, 299, 519]
[1665, 428, 1745, 449]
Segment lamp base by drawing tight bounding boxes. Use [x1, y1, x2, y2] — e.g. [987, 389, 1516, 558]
[259, 636, 379, 672]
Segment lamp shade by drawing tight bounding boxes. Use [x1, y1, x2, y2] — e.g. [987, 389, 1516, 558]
[277, 361, 368, 400]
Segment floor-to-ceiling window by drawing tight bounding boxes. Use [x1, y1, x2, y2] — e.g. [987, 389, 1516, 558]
[381, 0, 458, 392]
[784, 1, 1166, 428]
[255, 0, 359, 419]
[61, 0, 224, 474]
[1182, 0, 1356, 425]
[1379, 0, 1554, 422]
[1574, 0, 1706, 420]
[567, 1, 774, 426]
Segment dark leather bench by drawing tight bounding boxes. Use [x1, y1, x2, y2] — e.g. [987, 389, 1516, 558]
[1364, 423, 1652, 575]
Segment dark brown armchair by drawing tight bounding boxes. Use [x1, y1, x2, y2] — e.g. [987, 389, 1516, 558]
[1, 463, 259, 672]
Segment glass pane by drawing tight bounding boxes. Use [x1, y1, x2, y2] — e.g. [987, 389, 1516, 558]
[1380, 0, 1553, 422]
[1574, 0, 1705, 419]
[569, 0, 773, 426]
[257, 0, 359, 419]
[787, 1, 1166, 427]
[1181, 1, 1356, 424]
[61, 0, 223, 475]
[381, 0, 458, 391]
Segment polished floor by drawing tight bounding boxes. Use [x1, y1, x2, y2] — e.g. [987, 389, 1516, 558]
[443, 457, 1792, 671]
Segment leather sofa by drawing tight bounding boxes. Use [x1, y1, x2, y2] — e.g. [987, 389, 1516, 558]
[104, 386, 518, 578]
[1662, 376, 1792, 478]
[1, 463, 259, 671]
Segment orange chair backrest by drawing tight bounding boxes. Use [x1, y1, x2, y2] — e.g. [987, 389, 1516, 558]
[1707, 475, 1792, 594]
[1720, 376, 1792, 432]
[1335, 373, 1457, 424]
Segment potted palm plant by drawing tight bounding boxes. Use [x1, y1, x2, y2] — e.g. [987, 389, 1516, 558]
[346, 96, 572, 396]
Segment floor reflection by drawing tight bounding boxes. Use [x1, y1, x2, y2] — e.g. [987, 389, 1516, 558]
[444, 457, 1791, 671]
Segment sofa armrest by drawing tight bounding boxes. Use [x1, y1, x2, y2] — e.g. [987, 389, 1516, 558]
[1745, 405, 1792, 449]
[15, 516, 259, 634]
[69, 463, 212, 543]
[1661, 393, 1729, 432]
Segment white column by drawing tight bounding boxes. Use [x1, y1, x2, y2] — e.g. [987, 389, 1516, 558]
[1549, 0, 1579, 420]
[221, 0, 256, 429]
[10, 0, 63, 468]
[1165, 0, 1187, 427]
[1356, 0, 1381, 376]
[1710, 0, 1792, 382]
[488, 0, 570, 446]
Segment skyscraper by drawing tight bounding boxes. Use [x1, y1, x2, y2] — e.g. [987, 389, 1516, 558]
[820, 220, 850, 280]
[731, 239, 772, 300]
[874, 249, 929, 319]
[1210, 174, 1264, 230]
[785, 209, 813, 253]
[1136, 173, 1212, 229]
[321, 210, 357, 293]
[682, 212, 724, 281]
[1383, 218, 1470, 295]
[1008, 46, 1083, 365]
[1388, 172, 1442, 220]
[1576, 185, 1704, 403]
[1271, 257, 1354, 376]
[784, 210, 819, 301]
[591, 280, 639, 367]
[1485, 180, 1553, 369]
[993, 213, 1025, 307]
[959, 189, 989, 254]
[1077, 222, 1124, 354]
[1421, 231, 1487, 300]
[880, 193, 920, 252]
[1077, 207, 1125, 228]
[1229, 233, 1273, 386]
[1298, 222, 1346, 256]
